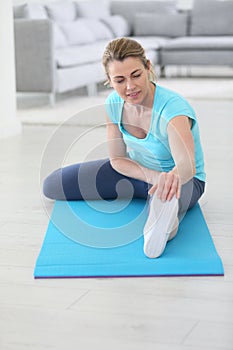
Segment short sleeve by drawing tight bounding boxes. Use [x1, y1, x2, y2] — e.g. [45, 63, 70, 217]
[159, 96, 196, 137]
[105, 91, 124, 124]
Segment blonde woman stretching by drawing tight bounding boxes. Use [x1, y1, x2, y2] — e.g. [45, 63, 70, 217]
[43, 38, 206, 258]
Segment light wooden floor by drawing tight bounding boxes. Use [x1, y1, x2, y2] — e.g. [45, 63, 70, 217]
[1, 93, 233, 349]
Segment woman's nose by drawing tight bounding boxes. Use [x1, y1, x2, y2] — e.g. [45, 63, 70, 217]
[126, 79, 136, 90]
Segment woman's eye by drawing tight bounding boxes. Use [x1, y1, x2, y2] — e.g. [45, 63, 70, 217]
[133, 74, 141, 79]
[115, 80, 124, 84]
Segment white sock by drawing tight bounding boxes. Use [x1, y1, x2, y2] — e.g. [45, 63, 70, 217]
[143, 193, 179, 258]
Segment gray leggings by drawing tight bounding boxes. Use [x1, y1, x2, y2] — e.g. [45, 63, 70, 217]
[43, 158, 205, 215]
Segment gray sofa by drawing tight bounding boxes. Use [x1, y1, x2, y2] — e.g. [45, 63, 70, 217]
[13, 0, 233, 104]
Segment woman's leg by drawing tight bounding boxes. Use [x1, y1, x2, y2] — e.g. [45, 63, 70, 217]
[167, 177, 206, 240]
[143, 177, 205, 258]
[178, 177, 205, 216]
[43, 158, 150, 201]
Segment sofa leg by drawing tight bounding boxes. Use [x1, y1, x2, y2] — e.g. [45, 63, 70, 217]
[160, 65, 166, 78]
[186, 66, 192, 77]
[87, 83, 97, 96]
[176, 66, 183, 77]
[49, 92, 56, 107]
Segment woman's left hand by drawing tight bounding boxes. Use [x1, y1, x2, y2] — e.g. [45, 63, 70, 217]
[148, 170, 181, 202]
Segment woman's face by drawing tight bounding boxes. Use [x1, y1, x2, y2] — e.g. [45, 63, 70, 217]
[107, 57, 153, 107]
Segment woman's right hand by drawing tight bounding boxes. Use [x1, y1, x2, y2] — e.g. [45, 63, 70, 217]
[148, 170, 181, 202]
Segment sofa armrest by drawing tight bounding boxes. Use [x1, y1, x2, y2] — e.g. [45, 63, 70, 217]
[14, 19, 55, 93]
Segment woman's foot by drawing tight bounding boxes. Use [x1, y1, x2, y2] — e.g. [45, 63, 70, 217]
[168, 217, 179, 241]
[143, 193, 179, 258]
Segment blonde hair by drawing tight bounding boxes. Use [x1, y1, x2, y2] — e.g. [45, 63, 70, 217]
[102, 37, 156, 85]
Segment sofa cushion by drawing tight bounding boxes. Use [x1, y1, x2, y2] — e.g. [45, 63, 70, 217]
[59, 20, 95, 46]
[133, 13, 188, 37]
[111, 1, 177, 33]
[13, 4, 27, 19]
[191, 0, 233, 36]
[25, 3, 48, 19]
[57, 62, 105, 93]
[53, 23, 68, 48]
[76, 1, 111, 19]
[46, 1, 77, 22]
[163, 37, 233, 50]
[55, 40, 109, 67]
[77, 19, 113, 40]
[131, 36, 169, 50]
[21, 3, 71, 48]
[101, 15, 130, 37]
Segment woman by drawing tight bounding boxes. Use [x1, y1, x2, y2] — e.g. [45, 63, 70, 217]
[43, 38, 206, 258]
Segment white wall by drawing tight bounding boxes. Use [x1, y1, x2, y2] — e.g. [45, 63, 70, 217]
[0, 0, 21, 139]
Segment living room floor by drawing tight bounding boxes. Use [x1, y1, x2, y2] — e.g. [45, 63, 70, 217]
[1, 75, 233, 349]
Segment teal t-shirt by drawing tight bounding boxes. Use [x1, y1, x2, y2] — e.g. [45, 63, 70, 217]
[105, 84, 206, 182]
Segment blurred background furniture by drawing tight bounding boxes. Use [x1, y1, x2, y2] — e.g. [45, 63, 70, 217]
[13, 0, 233, 104]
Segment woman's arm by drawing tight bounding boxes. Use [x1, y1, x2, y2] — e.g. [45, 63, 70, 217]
[168, 115, 196, 183]
[106, 114, 195, 202]
[149, 115, 196, 201]
[106, 115, 160, 185]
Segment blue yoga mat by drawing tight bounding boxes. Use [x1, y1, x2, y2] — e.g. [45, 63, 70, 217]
[34, 199, 224, 278]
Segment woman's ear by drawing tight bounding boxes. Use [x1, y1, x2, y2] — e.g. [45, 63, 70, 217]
[108, 75, 113, 87]
[104, 75, 112, 88]
[146, 59, 156, 82]
[146, 60, 151, 79]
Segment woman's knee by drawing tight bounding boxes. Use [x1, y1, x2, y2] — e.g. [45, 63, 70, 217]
[178, 177, 205, 215]
[43, 168, 65, 200]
